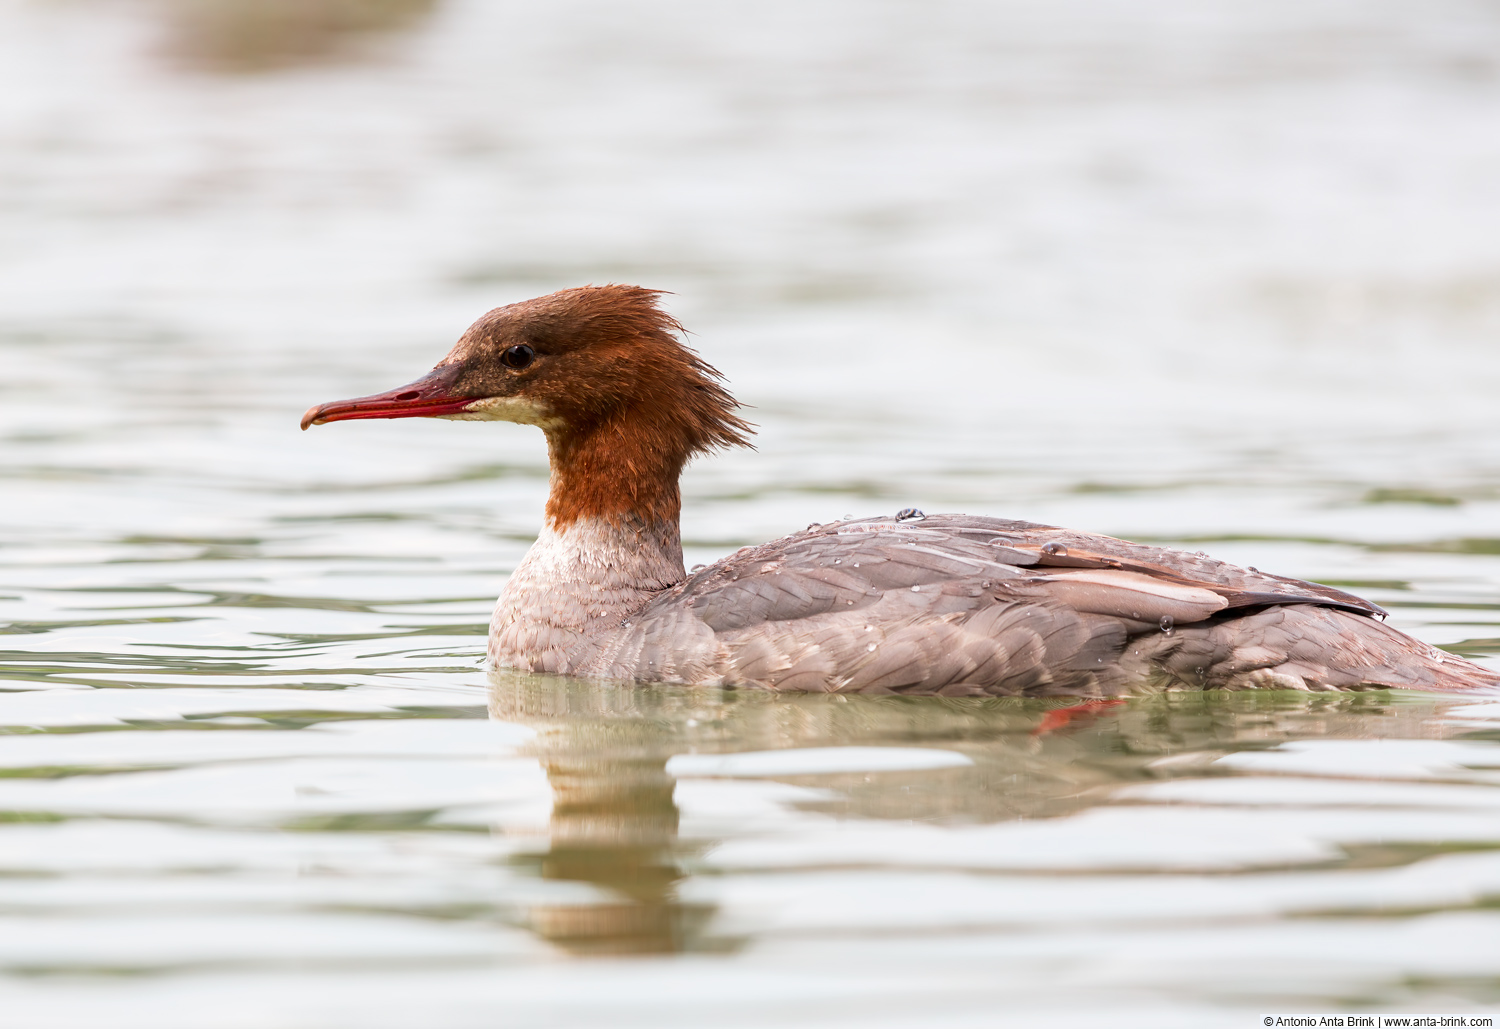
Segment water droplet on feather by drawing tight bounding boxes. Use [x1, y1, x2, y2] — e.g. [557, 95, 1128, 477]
[1041, 542, 1068, 557]
[1159, 615, 1174, 635]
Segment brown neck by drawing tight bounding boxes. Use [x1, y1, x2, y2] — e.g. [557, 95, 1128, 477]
[542, 409, 687, 531]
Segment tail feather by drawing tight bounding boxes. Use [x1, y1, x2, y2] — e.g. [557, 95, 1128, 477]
[1110, 605, 1499, 694]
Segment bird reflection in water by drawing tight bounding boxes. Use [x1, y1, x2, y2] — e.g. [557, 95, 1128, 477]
[488, 671, 721, 955]
[489, 671, 1481, 954]
[528, 753, 714, 954]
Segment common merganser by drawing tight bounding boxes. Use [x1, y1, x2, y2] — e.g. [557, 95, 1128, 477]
[302, 285, 1498, 695]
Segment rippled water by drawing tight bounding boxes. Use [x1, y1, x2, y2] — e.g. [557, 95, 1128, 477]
[5, 0, 1500, 1024]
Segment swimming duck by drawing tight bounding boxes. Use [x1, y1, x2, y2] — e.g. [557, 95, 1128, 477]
[302, 286, 1497, 695]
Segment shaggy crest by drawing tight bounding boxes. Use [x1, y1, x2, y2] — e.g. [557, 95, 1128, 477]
[457, 285, 755, 528]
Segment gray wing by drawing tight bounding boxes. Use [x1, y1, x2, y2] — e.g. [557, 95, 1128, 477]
[597, 514, 1495, 695]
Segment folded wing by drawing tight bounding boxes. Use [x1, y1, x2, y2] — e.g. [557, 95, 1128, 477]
[596, 514, 1491, 695]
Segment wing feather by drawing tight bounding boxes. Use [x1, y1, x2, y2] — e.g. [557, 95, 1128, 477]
[603, 513, 1491, 695]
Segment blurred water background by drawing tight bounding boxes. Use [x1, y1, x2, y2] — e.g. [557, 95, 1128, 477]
[4, 0, 1500, 1025]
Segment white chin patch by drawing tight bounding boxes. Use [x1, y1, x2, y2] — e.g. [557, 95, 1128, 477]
[441, 396, 562, 429]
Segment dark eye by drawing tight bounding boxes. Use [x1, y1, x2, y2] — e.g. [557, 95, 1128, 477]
[500, 344, 535, 370]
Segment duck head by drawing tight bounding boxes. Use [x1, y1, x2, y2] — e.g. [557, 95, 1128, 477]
[301, 285, 753, 527]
